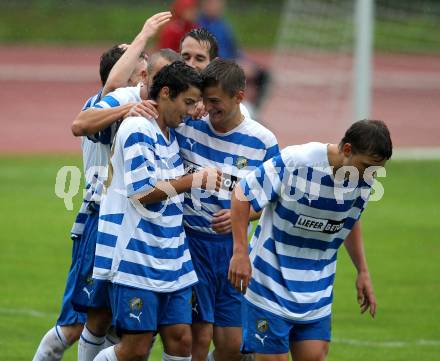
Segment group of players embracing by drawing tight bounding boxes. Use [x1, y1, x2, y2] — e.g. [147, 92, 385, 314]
[33, 10, 393, 361]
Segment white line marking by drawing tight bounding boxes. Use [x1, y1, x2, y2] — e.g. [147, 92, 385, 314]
[0, 307, 439, 347]
[392, 147, 440, 160]
[333, 338, 440, 348]
[0, 307, 57, 319]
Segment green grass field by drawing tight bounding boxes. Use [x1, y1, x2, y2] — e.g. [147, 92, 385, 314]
[0, 2, 439, 53]
[0, 155, 439, 361]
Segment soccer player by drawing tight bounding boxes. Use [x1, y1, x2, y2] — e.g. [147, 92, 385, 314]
[70, 14, 173, 361]
[31, 44, 136, 361]
[31, 12, 172, 361]
[174, 58, 279, 361]
[228, 119, 393, 361]
[92, 61, 220, 361]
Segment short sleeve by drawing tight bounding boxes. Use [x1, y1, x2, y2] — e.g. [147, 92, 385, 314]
[120, 120, 158, 199]
[240, 152, 287, 212]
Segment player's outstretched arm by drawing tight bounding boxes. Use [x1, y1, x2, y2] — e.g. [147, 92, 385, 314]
[71, 104, 134, 136]
[344, 220, 377, 318]
[228, 184, 252, 294]
[102, 11, 172, 97]
[136, 168, 221, 205]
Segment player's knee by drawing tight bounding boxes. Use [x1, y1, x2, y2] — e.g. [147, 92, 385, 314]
[296, 343, 329, 361]
[118, 341, 150, 361]
[194, 325, 213, 349]
[161, 325, 192, 357]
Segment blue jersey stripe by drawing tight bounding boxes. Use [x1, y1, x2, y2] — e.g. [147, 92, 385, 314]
[253, 255, 336, 293]
[184, 119, 269, 150]
[272, 225, 344, 251]
[248, 278, 334, 313]
[118, 259, 194, 282]
[263, 238, 338, 270]
[137, 219, 183, 239]
[100, 213, 124, 225]
[96, 231, 118, 247]
[126, 238, 186, 259]
[94, 256, 113, 270]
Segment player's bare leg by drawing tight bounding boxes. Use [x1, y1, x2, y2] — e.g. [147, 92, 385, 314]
[290, 340, 329, 361]
[60, 324, 84, 345]
[160, 324, 193, 358]
[254, 354, 288, 361]
[212, 326, 242, 361]
[191, 322, 213, 361]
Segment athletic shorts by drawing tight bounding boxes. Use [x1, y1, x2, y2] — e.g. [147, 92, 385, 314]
[72, 207, 109, 311]
[186, 228, 242, 327]
[109, 283, 192, 334]
[241, 299, 331, 354]
[56, 236, 87, 326]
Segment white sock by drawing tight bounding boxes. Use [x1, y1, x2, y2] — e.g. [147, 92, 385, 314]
[78, 326, 106, 361]
[162, 352, 191, 361]
[93, 345, 118, 361]
[32, 325, 70, 361]
[206, 352, 215, 361]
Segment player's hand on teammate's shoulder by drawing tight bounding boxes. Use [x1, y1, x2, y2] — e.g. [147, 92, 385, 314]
[212, 209, 232, 234]
[228, 252, 252, 294]
[124, 100, 159, 119]
[191, 101, 208, 120]
[356, 270, 376, 318]
[142, 11, 172, 38]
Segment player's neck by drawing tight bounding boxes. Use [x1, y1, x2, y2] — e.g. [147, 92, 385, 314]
[327, 143, 344, 173]
[212, 109, 244, 133]
[155, 113, 169, 140]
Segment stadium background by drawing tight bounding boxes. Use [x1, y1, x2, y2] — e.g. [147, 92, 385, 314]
[0, 0, 439, 360]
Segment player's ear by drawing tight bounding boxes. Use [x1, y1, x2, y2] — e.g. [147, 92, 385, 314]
[342, 143, 352, 157]
[159, 86, 170, 99]
[141, 69, 148, 84]
[234, 90, 245, 104]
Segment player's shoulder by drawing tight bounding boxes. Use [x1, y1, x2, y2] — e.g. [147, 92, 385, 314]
[117, 116, 157, 143]
[242, 117, 278, 146]
[281, 142, 328, 167]
[101, 85, 140, 105]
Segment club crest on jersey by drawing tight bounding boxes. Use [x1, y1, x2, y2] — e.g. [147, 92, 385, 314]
[129, 297, 143, 312]
[235, 157, 248, 169]
[256, 319, 269, 333]
[85, 274, 94, 285]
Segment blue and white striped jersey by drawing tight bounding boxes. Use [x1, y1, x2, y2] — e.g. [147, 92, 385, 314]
[90, 84, 142, 145]
[71, 90, 111, 238]
[71, 85, 142, 238]
[93, 116, 198, 292]
[241, 142, 372, 322]
[175, 115, 279, 235]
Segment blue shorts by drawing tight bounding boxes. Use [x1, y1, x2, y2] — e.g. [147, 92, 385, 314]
[56, 237, 87, 326]
[109, 283, 192, 334]
[186, 229, 242, 327]
[241, 299, 331, 354]
[72, 209, 109, 312]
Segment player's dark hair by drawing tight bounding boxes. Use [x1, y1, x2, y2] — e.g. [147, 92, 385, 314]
[99, 45, 126, 86]
[340, 119, 393, 160]
[148, 61, 203, 101]
[147, 49, 183, 76]
[180, 28, 219, 60]
[201, 58, 246, 97]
